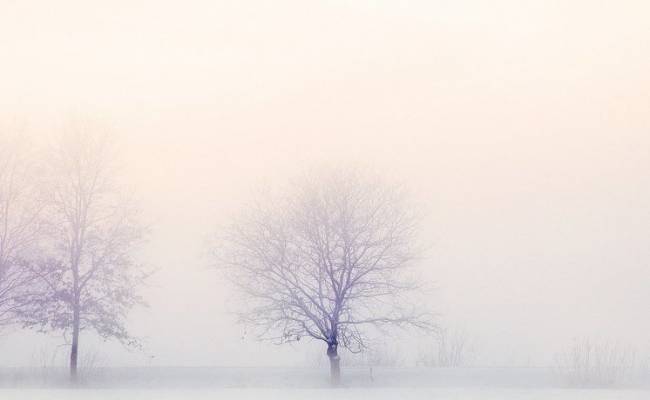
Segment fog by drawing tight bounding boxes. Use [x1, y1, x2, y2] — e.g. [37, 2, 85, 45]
[0, 0, 649, 394]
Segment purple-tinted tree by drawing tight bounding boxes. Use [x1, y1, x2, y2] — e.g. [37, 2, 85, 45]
[23, 124, 148, 382]
[0, 130, 45, 328]
[214, 169, 433, 385]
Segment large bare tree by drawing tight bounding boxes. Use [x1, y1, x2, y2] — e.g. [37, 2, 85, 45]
[214, 169, 433, 384]
[0, 130, 45, 328]
[23, 124, 148, 381]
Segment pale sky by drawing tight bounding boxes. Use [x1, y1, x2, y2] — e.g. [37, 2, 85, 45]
[0, 0, 649, 368]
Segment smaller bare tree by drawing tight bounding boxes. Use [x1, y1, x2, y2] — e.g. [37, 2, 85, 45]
[0, 130, 46, 328]
[214, 168, 434, 384]
[21, 123, 149, 382]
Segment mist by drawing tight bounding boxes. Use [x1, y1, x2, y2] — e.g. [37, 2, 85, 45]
[0, 0, 649, 398]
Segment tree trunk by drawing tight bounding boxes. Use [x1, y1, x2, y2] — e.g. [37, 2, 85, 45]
[327, 342, 340, 386]
[70, 305, 80, 383]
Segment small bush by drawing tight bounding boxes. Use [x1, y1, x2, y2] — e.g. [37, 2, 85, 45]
[554, 338, 636, 387]
[416, 327, 475, 368]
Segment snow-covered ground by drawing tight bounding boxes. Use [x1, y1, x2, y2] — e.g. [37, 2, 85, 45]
[1, 367, 648, 399]
[3, 388, 650, 400]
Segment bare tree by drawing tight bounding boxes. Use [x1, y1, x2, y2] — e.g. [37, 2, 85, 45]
[22, 123, 148, 382]
[214, 169, 433, 384]
[0, 130, 45, 328]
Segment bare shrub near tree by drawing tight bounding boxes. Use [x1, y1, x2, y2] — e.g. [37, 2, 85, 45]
[554, 338, 637, 387]
[345, 340, 404, 368]
[417, 327, 474, 368]
[0, 130, 45, 328]
[21, 124, 149, 382]
[213, 169, 433, 384]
